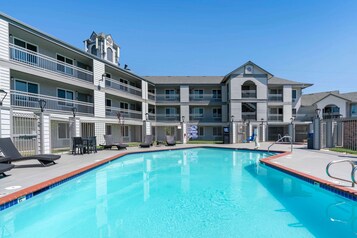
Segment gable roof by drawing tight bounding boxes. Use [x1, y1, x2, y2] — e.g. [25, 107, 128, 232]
[221, 61, 274, 83]
[143, 76, 223, 85]
[301, 91, 351, 106]
[340, 92, 357, 103]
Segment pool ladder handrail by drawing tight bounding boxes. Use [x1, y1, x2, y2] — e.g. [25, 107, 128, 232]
[268, 135, 293, 152]
[326, 159, 357, 187]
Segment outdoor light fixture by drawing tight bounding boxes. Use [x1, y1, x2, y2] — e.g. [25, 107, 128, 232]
[231, 115, 235, 122]
[72, 107, 77, 118]
[261, 118, 264, 125]
[182, 116, 185, 123]
[101, 73, 106, 82]
[290, 117, 295, 124]
[315, 108, 321, 119]
[0, 89, 8, 106]
[145, 112, 149, 121]
[38, 99, 46, 113]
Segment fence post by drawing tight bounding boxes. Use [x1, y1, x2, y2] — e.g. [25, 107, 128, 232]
[313, 118, 321, 150]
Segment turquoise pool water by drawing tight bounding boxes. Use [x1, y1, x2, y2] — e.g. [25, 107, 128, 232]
[0, 148, 357, 237]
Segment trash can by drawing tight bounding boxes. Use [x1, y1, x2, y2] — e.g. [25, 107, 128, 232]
[307, 133, 314, 149]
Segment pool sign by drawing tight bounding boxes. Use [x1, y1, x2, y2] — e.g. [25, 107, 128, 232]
[188, 125, 198, 139]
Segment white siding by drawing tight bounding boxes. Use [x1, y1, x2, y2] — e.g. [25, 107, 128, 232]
[0, 66, 10, 107]
[0, 108, 10, 138]
[93, 60, 106, 117]
[43, 114, 51, 153]
[0, 19, 9, 60]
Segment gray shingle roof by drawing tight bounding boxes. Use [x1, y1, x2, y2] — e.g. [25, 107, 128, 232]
[269, 77, 312, 88]
[143, 76, 224, 85]
[340, 92, 357, 103]
[301, 91, 341, 106]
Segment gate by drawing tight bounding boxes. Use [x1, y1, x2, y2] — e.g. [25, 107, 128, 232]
[12, 112, 39, 156]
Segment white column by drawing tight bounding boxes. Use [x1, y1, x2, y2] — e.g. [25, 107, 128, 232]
[181, 122, 187, 144]
[0, 108, 11, 138]
[95, 122, 105, 146]
[230, 122, 236, 144]
[38, 113, 51, 154]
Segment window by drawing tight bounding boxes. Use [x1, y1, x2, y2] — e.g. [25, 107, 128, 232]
[212, 89, 221, 99]
[57, 54, 73, 75]
[193, 89, 204, 99]
[13, 38, 38, 64]
[91, 45, 97, 56]
[106, 99, 112, 113]
[15, 80, 39, 102]
[212, 108, 222, 118]
[292, 90, 297, 102]
[352, 104, 357, 117]
[192, 108, 204, 117]
[107, 48, 113, 62]
[199, 127, 204, 136]
[57, 89, 74, 106]
[58, 123, 69, 139]
[213, 127, 222, 136]
[165, 89, 176, 100]
[165, 107, 177, 117]
[119, 78, 128, 91]
[120, 102, 129, 110]
[106, 125, 112, 135]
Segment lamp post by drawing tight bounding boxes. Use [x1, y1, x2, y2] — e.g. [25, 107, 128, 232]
[315, 108, 321, 119]
[38, 99, 46, 113]
[71, 107, 77, 118]
[0, 89, 8, 106]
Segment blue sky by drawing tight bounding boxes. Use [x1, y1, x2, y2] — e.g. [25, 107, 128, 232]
[1, 0, 357, 93]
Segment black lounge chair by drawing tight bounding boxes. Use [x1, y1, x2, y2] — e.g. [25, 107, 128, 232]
[166, 135, 176, 146]
[0, 163, 14, 176]
[0, 138, 60, 166]
[140, 135, 153, 148]
[102, 135, 128, 150]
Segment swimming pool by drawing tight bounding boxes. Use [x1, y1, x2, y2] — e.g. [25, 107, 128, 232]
[0, 147, 356, 237]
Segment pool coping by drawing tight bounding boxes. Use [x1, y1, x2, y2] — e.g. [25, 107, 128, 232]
[1, 146, 356, 211]
[260, 152, 357, 201]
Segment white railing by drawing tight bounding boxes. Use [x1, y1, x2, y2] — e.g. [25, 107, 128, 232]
[156, 94, 180, 101]
[11, 90, 94, 115]
[242, 112, 256, 120]
[106, 106, 142, 120]
[242, 90, 257, 98]
[189, 114, 222, 122]
[105, 77, 142, 96]
[268, 94, 283, 101]
[268, 114, 284, 121]
[9, 44, 93, 83]
[156, 114, 180, 122]
[148, 92, 156, 101]
[189, 94, 221, 101]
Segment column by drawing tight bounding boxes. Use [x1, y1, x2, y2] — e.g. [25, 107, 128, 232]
[37, 113, 51, 154]
[230, 121, 236, 144]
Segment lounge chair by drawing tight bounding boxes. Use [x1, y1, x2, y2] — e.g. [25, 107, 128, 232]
[0, 138, 60, 166]
[140, 135, 153, 148]
[166, 135, 176, 146]
[0, 163, 14, 176]
[102, 135, 128, 150]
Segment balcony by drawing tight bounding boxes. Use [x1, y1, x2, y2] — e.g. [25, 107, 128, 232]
[9, 44, 93, 83]
[268, 94, 283, 102]
[105, 78, 142, 97]
[322, 112, 341, 119]
[11, 90, 94, 115]
[106, 106, 142, 120]
[148, 92, 156, 101]
[189, 114, 222, 122]
[156, 94, 180, 102]
[242, 90, 257, 98]
[148, 113, 156, 121]
[156, 114, 180, 122]
[189, 94, 221, 102]
[242, 112, 256, 120]
[268, 114, 283, 121]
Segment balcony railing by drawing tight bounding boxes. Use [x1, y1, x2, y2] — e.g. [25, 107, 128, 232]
[148, 113, 156, 121]
[189, 94, 222, 102]
[189, 114, 222, 122]
[106, 106, 142, 120]
[268, 114, 283, 121]
[148, 92, 156, 101]
[242, 90, 257, 98]
[156, 94, 180, 102]
[268, 94, 283, 102]
[105, 78, 142, 97]
[323, 112, 341, 119]
[9, 44, 93, 83]
[11, 90, 94, 115]
[242, 112, 257, 120]
[156, 114, 180, 122]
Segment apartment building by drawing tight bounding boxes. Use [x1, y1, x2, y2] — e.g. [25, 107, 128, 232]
[2, 13, 355, 153]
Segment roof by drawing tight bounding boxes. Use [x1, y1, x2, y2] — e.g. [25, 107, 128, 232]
[340, 92, 357, 103]
[221, 61, 274, 83]
[268, 77, 313, 89]
[143, 76, 224, 85]
[300, 91, 351, 106]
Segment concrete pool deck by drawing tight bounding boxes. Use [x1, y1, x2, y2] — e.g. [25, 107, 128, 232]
[1, 142, 357, 206]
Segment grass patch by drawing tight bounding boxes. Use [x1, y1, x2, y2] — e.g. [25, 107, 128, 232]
[127, 142, 141, 147]
[187, 140, 223, 144]
[329, 147, 357, 155]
